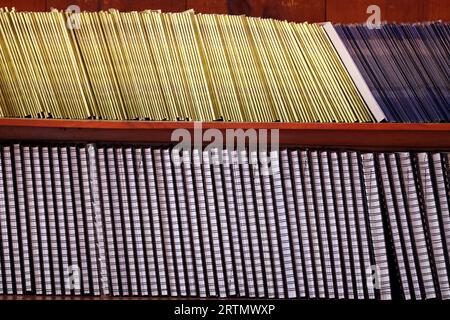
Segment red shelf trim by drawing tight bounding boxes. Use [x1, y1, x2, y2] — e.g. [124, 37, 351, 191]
[0, 119, 449, 151]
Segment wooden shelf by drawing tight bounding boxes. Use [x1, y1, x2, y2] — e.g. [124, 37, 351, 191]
[0, 294, 224, 301]
[0, 119, 449, 151]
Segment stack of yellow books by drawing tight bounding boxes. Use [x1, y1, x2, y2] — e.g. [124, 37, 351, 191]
[0, 8, 375, 122]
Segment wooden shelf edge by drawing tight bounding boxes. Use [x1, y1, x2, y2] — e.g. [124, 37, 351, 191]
[1, 118, 449, 130]
[0, 119, 449, 151]
[0, 295, 232, 301]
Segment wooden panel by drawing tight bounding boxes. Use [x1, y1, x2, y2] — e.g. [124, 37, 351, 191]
[261, 0, 326, 22]
[4, 0, 450, 21]
[0, 294, 257, 300]
[0, 0, 11, 9]
[384, 0, 424, 23]
[47, 0, 186, 12]
[424, 0, 450, 21]
[0, 295, 192, 300]
[0, 119, 449, 151]
[187, 0, 228, 14]
[14, 0, 46, 11]
[327, 0, 425, 23]
[327, 0, 383, 23]
[101, 0, 129, 11]
[227, 0, 252, 15]
[227, 0, 325, 22]
[126, 0, 186, 12]
[47, 0, 100, 11]
[1, 0, 46, 11]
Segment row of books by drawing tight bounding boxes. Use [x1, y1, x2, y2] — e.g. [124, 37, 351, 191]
[0, 143, 449, 299]
[0, 10, 448, 123]
[0, 9, 380, 122]
[0, 144, 100, 295]
[378, 152, 450, 299]
[336, 23, 450, 123]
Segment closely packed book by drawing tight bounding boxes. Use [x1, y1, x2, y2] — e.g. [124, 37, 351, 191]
[0, 142, 449, 299]
[0, 9, 377, 122]
[0, 9, 448, 123]
[336, 23, 450, 123]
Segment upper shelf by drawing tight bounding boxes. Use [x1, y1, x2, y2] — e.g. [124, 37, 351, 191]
[0, 118, 449, 151]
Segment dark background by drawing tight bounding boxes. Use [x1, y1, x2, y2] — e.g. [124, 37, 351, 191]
[0, 0, 449, 23]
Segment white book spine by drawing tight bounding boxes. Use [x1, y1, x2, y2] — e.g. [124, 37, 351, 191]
[14, 144, 32, 294]
[231, 150, 256, 298]
[145, 147, 168, 296]
[321, 152, 345, 299]
[330, 152, 354, 299]
[361, 153, 391, 300]
[42, 146, 61, 295]
[291, 150, 316, 298]
[322, 22, 386, 122]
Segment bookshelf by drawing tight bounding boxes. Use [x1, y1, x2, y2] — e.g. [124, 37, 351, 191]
[0, 1, 449, 303]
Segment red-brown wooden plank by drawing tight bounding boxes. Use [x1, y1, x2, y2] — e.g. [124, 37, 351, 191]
[47, 0, 100, 11]
[0, 294, 225, 300]
[327, 0, 425, 24]
[424, 0, 450, 21]
[0, 119, 449, 151]
[327, 0, 383, 23]
[187, 0, 228, 14]
[12, 0, 46, 11]
[101, 0, 129, 11]
[261, 0, 325, 23]
[1, 0, 46, 11]
[126, 0, 186, 12]
[227, 0, 325, 22]
[7, 0, 450, 21]
[0, 0, 10, 9]
[384, 0, 424, 23]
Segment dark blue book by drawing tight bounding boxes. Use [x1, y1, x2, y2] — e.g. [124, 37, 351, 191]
[335, 23, 450, 123]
